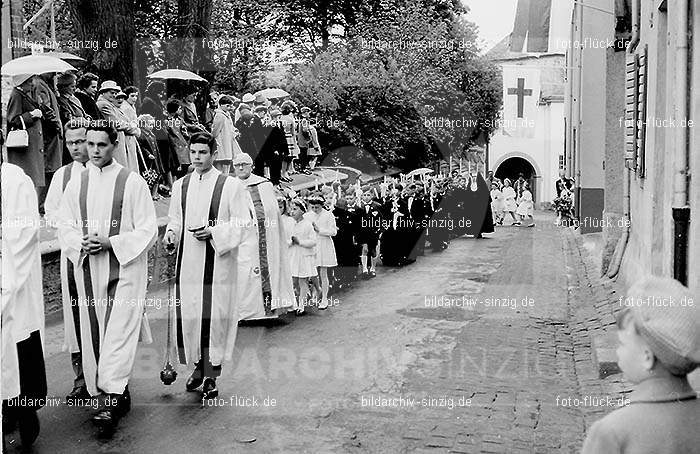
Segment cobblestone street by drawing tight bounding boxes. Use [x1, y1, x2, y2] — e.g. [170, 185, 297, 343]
[5, 211, 646, 454]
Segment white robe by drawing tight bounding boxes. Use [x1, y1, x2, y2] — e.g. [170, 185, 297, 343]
[58, 160, 157, 395]
[44, 160, 86, 353]
[166, 168, 250, 367]
[237, 174, 295, 320]
[1, 163, 44, 400]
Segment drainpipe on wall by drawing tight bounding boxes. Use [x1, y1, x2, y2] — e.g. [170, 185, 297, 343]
[672, 0, 691, 286]
[606, 0, 640, 279]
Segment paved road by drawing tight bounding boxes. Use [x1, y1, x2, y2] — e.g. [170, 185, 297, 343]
[6, 212, 591, 453]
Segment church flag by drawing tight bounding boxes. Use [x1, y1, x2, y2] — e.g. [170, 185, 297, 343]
[500, 65, 540, 139]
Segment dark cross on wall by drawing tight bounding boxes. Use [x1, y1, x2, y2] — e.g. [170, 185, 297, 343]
[507, 78, 533, 118]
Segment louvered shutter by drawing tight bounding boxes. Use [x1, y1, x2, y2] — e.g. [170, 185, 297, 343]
[636, 45, 648, 177]
[624, 46, 648, 177]
[625, 53, 638, 167]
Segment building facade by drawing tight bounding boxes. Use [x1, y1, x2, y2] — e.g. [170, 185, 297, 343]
[570, 0, 698, 294]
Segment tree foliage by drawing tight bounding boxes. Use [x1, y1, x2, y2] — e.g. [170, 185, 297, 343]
[286, 0, 502, 171]
[22, 0, 502, 171]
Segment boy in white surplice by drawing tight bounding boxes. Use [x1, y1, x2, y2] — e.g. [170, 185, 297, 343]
[164, 132, 251, 399]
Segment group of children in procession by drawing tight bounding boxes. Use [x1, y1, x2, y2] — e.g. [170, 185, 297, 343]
[488, 176, 535, 227]
[3, 118, 699, 454]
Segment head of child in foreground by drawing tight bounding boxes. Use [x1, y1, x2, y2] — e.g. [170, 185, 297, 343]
[290, 199, 306, 220]
[615, 276, 699, 384]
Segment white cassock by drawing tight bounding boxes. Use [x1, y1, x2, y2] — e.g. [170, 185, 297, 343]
[58, 160, 157, 396]
[166, 168, 250, 369]
[1, 163, 45, 400]
[237, 174, 295, 320]
[44, 160, 86, 353]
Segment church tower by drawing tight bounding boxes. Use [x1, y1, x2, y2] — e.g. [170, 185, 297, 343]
[487, 0, 574, 206]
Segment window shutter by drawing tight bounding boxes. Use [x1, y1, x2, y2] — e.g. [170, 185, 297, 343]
[625, 53, 638, 168]
[636, 45, 648, 177]
[624, 47, 648, 177]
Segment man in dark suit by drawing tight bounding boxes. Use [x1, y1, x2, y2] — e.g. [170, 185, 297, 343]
[555, 170, 574, 197]
[405, 183, 429, 260]
[250, 108, 286, 186]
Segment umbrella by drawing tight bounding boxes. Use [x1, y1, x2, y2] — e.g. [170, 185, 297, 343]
[1, 55, 76, 76]
[254, 88, 290, 99]
[406, 168, 434, 178]
[147, 69, 206, 82]
[43, 51, 86, 63]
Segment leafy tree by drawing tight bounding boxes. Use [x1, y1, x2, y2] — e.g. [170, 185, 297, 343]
[286, 0, 502, 171]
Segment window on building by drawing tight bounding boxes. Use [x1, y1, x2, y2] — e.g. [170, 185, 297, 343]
[625, 45, 648, 177]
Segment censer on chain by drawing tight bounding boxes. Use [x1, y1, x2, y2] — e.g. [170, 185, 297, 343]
[160, 240, 178, 385]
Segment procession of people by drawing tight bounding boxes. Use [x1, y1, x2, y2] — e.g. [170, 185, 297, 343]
[1, 66, 507, 445]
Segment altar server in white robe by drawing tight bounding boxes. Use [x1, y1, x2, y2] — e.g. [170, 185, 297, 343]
[43, 119, 90, 402]
[58, 124, 157, 431]
[163, 132, 251, 399]
[232, 152, 295, 320]
[1, 162, 46, 448]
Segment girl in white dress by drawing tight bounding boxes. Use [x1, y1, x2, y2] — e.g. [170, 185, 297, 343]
[305, 194, 338, 310]
[289, 199, 321, 314]
[490, 182, 505, 225]
[502, 178, 519, 225]
[516, 182, 535, 227]
[278, 196, 298, 309]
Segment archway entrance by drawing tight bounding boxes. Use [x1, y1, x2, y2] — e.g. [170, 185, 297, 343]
[495, 157, 537, 201]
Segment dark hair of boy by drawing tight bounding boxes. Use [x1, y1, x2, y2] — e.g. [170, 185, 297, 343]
[189, 131, 216, 151]
[87, 123, 118, 144]
[218, 95, 234, 105]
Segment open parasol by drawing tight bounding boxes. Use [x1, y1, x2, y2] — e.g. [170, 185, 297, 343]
[1, 54, 76, 76]
[147, 69, 207, 82]
[254, 88, 290, 99]
[406, 168, 434, 179]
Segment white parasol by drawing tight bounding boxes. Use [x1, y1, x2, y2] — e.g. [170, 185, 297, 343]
[406, 168, 434, 179]
[147, 69, 207, 82]
[1, 54, 76, 76]
[254, 88, 290, 99]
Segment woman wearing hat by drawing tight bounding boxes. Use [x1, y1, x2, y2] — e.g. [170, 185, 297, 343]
[5, 74, 46, 188]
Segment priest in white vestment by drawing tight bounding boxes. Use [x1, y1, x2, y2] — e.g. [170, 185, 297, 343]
[1, 162, 46, 447]
[164, 132, 251, 398]
[43, 119, 90, 401]
[232, 153, 295, 320]
[58, 124, 157, 430]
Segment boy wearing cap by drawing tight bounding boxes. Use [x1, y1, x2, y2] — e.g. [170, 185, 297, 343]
[581, 276, 700, 454]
